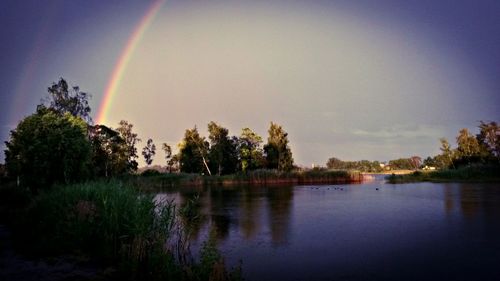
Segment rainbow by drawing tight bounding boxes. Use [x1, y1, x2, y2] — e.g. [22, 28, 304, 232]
[96, 0, 165, 124]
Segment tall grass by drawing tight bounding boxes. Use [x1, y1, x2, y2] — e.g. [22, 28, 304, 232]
[16, 180, 241, 281]
[129, 169, 362, 189]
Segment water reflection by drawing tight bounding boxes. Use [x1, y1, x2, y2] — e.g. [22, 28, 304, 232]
[209, 186, 240, 240]
[239, 187, 261, 239]
[266, 186, 293, 246]
[156, 181, 500, 281]
[443, 183, 500, 219]
[158, 185, 295, 245]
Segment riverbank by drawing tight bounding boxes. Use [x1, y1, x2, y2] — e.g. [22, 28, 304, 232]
[0, 181, 242, 281]
[386, 165, 500, 183]
[129, 169, 363, 190]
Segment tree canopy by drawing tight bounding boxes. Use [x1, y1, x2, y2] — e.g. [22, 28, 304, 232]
[264, 122, 294, 171]
[238, 128, 264, 172]
[178, 127, 211, 174]
[5, 108, 91, 190]
[207, 122, 238, 175]
[42, 78, 92, 123]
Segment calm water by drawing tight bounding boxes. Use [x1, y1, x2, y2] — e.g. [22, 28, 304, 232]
[156, 176, 500, 281]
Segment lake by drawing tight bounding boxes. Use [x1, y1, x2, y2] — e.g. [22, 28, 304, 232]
[156, 175, 500, 281]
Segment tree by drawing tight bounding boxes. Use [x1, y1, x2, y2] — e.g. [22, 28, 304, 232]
[439, 138, 455, 169]
[89, 125, 129, 177]
[42, 78, 92, 123]
[4, 108, 91, 190]
[162, 143, 173, 172]
[456, 128, 481, 159]
[238, 128, 264, 172]
[263, 122, 294, 171]
[142, 138, 156, 166]
[207, 121, 238, 175]
[388, 158, 413, 170]
[178, 127, 211, 174]
[326, 157, 343, 169]
[409, 156, 422, 170]
[116, 120, 141, 172]
[477, 121, 500, 160]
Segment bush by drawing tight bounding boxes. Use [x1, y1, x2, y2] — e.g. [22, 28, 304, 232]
[21, 180, 179, 280]
[16, 180, 243, 281]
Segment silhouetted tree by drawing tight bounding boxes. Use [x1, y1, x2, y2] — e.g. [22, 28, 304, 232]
[207, 122, 238, 175]
[142, 138, 156, 166]
[162, 143, 173, 172]
[116, 120, 141, 172]
[178, 127, 211, 174]
[89, 125, 129, 177]
[42, 78, 92, 123]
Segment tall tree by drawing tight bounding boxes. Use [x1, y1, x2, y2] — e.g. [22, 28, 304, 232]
[178, 127, 211, 175]
[439, 138, 455, 169]
[89, 125, 129, 177]
[42, 78, 92, 123]
[457, 128, 482, 165]
[142, 138, 156, 166]
[238, 128, 264, 172]
[207, 121, 238, 175]
[477, 121, 500, 159]
[116, 120, 141, 172]
[263, 122, 294, 171]
[4, 108, 91, 190]
[162, 143, 173, 172]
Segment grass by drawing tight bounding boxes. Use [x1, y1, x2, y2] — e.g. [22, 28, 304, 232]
[8, 180, 241, 281]
[386, 165, 500, 183]
[131, 168, 362, 189]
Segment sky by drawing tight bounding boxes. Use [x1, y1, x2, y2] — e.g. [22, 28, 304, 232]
[1, 0, 499, 167]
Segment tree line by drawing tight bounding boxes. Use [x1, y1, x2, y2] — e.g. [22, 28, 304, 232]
[2, 79, 294, 191]
[326, 156, 423, 172]
[423, 123, 500, 169]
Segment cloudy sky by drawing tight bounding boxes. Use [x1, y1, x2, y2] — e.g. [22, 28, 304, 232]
[1, 0, 499, 166]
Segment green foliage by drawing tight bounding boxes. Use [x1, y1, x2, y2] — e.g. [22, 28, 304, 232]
[326, 157, 383, 172]
[238, 128, 264, 172]
[388, 158, 414, 170]
[179, 127, 211, 175]
[22, 181, 179, 280]
[4, 108, 91, 190]
[12, 180, 243, 281]
[387, 165, 500, 183]
[456, 128, 482, 160]
[263, 122, 294, 171]
[142, 138, 156, 166]
[207, 122, 238, 175]
[477, 121, 500, 160]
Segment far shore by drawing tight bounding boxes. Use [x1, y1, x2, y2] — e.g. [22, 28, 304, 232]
[363, 170, 415, 175]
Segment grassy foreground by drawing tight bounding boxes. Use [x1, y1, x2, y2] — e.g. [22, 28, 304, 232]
[3, 180, 241, 281]
[386, 165, 500, 183]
